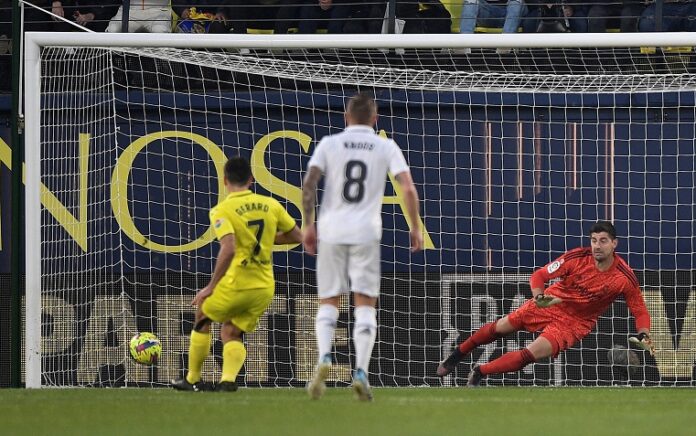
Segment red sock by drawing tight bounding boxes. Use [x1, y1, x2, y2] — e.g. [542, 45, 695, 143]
[479, 349, 536, 376]
[458, 322, 501, 355]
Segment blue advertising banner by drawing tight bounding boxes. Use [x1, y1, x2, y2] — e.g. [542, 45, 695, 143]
[1, 89, 695, 386]
[1, 90, 696, 273]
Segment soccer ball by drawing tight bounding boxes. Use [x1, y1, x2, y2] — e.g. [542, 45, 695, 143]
[129, 332, 162, 365]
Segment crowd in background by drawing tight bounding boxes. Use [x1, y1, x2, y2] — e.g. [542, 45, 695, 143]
[1, 1, 694, 37]
[1, 1, 695, 91]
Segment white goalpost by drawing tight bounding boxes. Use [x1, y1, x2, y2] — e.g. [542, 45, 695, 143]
[24, 32, 696, 388]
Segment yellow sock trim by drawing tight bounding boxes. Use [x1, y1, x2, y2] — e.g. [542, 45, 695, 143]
[221, 340, 246, 383]
[186, 330, 211, 384]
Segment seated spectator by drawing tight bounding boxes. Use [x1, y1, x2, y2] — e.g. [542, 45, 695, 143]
[459, 0, 528, 34]
[274, 0, 301, 34]
[587, 0, 645, 32]
[335, 0, 452, 35]
[106, 0, 171, 33]
[561, 1, 588, 33]
[173, 0, 230, 33]
[50, 1, 120, 32]
[212, 0, 283, 34]
[294, 0, 352, 34]
[639, 0, 696, 32]
[523, 1, 586, 33]
[413, 0, 452, 33]
[331, 0, 376, 33]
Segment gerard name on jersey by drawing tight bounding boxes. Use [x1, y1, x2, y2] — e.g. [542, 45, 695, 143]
[235, 202, 270, 216]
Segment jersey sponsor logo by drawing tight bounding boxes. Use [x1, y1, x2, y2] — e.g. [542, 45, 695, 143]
[547, 259, 564, 274]
[241, 258, 270, 266]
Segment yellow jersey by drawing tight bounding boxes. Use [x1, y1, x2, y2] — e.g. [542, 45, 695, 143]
[209, 190, 296, 291]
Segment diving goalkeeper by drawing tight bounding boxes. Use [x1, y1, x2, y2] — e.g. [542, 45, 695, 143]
[437, 221, 655, 386]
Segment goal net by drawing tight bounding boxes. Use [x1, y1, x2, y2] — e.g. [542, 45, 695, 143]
[24, 33, 696, 388]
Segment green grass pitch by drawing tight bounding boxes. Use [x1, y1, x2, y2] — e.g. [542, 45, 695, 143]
[1, 387, 694, 435]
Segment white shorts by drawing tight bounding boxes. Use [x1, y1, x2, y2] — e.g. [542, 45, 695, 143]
[316, 241, 381, 298]
[106, 7, 172, 33]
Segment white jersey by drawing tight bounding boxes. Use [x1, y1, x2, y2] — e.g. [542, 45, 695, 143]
[307, 125, 410, 244]
[106, 3, 171, 33]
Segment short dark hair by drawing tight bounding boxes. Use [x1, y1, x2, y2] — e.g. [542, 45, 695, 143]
[589, 220, 617, 239]
[347, 93, 377, 125]
[224, 156, 252, 185]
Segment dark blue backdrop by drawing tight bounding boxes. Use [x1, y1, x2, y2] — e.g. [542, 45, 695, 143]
[1, 90, 694, 386]
[0, 90, 695, 273]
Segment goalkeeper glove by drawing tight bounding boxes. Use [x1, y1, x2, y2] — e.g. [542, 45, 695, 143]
[628, 332, 655, 356]
[534, 293, 562, 308]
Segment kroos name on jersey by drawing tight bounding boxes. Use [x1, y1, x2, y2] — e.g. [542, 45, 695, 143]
[344, 141, 375, 150]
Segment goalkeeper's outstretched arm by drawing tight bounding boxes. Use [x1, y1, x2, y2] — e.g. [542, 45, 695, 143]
[529, 262, 564, 308]
[624, 282, 655, 355]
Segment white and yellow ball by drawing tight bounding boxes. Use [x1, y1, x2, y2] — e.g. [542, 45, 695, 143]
[129, 332, 162, 365]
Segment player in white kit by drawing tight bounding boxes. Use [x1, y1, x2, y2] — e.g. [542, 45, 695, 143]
[302, 93, 423, 401]
[106, 0, 171, 33]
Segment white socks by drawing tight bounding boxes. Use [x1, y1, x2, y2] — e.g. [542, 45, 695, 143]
[353, 305, 377, 373]
[316, 304, 377, 373]
[315, 304, 339, 363]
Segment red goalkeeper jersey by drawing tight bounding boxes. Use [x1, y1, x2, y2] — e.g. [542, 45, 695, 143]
[529, 247, 651, 331]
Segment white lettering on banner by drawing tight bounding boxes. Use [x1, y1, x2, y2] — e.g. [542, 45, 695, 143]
[645, 288, 696, 379]
[505, 293, 533, 374]
[155, 294, 194, 384]
[472, 295, 500, 367]
[155, 294, 288, 384]
[76, 297, 150, 384]
[41, 295, 76, 355]
[245, 295, 287, 382]
[295, 295, 351, 383]
[439, 274, 533, 385]
[27, 286, 696, 384]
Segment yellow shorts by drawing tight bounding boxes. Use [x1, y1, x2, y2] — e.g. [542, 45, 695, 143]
[201, 285, 274, 333]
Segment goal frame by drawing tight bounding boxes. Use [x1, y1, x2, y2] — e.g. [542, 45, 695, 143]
[23, 31, 696, 388]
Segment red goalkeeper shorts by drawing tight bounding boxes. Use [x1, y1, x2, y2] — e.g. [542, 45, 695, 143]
[507, 300, 593, 356]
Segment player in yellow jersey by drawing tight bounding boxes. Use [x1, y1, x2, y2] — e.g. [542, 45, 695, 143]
[172, 156, 302, 392]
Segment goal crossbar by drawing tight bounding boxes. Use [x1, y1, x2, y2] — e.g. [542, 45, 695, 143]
[24, 31, 696, 50]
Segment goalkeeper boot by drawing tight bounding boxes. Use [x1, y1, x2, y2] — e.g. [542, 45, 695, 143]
[437, 347, 465, 377]
[352, 368, 373, 402]
[171, 377, 201, 392]
[306, 354, 332, 400]
[467, 365, 483, 387]
[215, 381, 238, 392]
